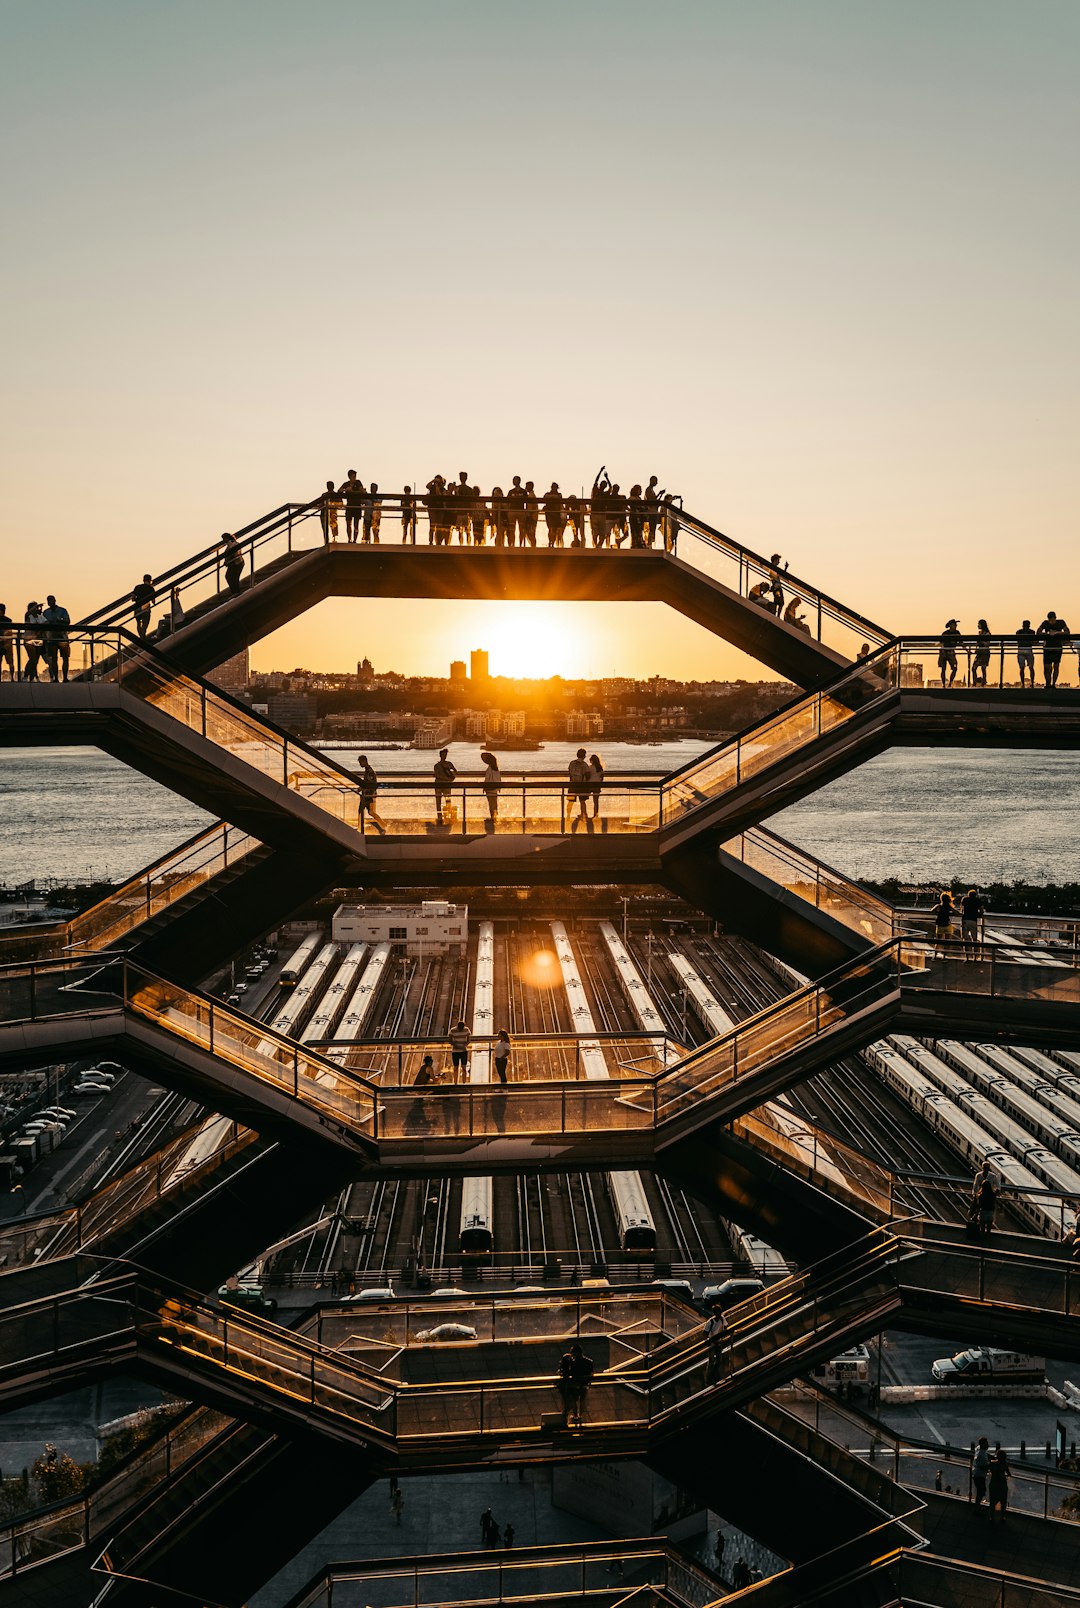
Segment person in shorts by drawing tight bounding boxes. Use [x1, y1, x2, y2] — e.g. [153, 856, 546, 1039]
[1037, 611, 1072, 687]
[960, 887, 986, 960]
[448, 1020, 470, 1080]
[932, 889, 956, 956]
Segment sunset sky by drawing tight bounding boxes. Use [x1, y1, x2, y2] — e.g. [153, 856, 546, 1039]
[3, 2, 1077, 681]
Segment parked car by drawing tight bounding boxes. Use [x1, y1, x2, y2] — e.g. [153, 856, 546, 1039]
[700, 1277, 765, 1312]
[217, 1282, 278, 1316]
[344, 1286, 395, 1303]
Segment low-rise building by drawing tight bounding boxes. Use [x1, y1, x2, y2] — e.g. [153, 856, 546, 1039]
[332, 900, 468, 956]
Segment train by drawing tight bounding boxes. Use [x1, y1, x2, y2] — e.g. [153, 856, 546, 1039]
[550, 922, 657, 1255]
[327, 944, 393, 1058]
[279, 932, 323, 988]
[459, 921, 496, 1256]
[268, 942, 339, 1039]
[300, 944, 369, 1046]
[865, 1042, 1071, 1237]
[933, 1039, 1080, 1173]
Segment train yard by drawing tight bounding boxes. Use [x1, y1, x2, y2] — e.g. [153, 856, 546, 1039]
[244, 906, 1080, 1292]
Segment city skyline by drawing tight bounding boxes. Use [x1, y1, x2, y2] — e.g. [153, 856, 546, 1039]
[3, 3, 1077, 680]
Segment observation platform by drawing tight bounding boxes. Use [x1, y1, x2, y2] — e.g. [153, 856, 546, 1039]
[3, 1231, 1079, 1467]
[0, 942, 1074, 1174]
[78, 496, 890, 687]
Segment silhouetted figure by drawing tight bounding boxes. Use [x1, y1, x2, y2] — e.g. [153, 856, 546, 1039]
[566, 493, 584, 547]
[480, 750, 502, 828]
[588, 752, 604, 821]
[364, 482, 381, 543]
[932, 890, 956, 956]
[1015, 619, 1036, 686]
[433, 748, 457, 824]
[543, 483, 565, 546]
[42, 596, 71, 682]
[784, 596, 811, 634]
[732, 1561, 752, 1591]
[607, 483, 627, 547]
[563, 1341, 594, 1424]
[453, 470, 472, 544]
[971, 619, 992, 686]
[316, 479, 341, 544]
[503, 1523, 514, 1549]
[643, 475, 663, 546]
[1037, 610, 1071, 687]
[748, 581, 775, 612]
[426, 476, 449, 546]
[522, 481, 539, 547]
[221, 532, 244, 595]
[408, 1054, 437, 1131]
[988, 1447, 1009, 1526]
[356, 754, 386, 834]
[590, 467, 611, 547]
[470, 486, 487, 546]
[490, 486, 509, 547]
[568, 748, 592, 831]
[505, 476, 526, 546]
[132, 575, 157, 640]
[767, 553, 788, 613]
[168, 585, 186, 634]
[972, 1436, 990, 1507]
[937, 620, 961, 686]
[972, 1163, 997, 1236]
[705, 1307, 727, 1382]
[449, 1020, 470, 1080]
[401, 485, 417, 543]
[340, 471, 365, 541]
[960, 887, 985, 960]
[22, 602, 46, 680]
[627, 484, 646, 548]
[0, 604, 14, 682]
[662, 492, 682, 553]
[493, 1029, 511, 1084]
[391, 1486, 405, 1524]
[856, 642, 871, 662]
[480, 1507, 498, 1547]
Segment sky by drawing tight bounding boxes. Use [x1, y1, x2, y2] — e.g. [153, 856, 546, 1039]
[2, 1, 1077, 681]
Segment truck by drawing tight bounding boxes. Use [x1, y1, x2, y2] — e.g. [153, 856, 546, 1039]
[931, 1347, 1045, 1385]
[811, 1345, 871, 1395]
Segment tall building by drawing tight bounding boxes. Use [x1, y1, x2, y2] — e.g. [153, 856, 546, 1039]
[450, 660, 467, 684]
[470, 648, 489, 683]
[207, 648, 250, 698]
[357, 656, 374, 684]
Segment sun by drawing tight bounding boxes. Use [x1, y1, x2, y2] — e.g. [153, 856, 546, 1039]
[483, 605, 578, 679]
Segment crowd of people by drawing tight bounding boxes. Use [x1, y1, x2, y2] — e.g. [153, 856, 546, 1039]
[355, 747, 608, 835]
[937, 615, 1074, 688]
[312, 467, 684, 551]
[0, 597, 72, 682]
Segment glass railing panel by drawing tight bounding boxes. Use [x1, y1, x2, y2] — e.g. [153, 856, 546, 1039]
[376, 1079, 654, 1142]
[724, 829, 895, 945]
[0, 1276, 137, 1377]
[0, 1502, 87, 1579]
[898, 939, 1080, 1004]
[896, 637, 1080, 693]
[339, 1035, 673, 1087]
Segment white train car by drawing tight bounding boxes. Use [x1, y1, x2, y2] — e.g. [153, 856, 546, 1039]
[598, 922, 679, 1065]
[279, 932, 322, 988]
[974, 1044, 1080, 1136]
[461, 921, 496, 1256]
[300, 944, 368, 1046]
[328, 944, 393, 1056]
[668, 952, 739, 1041]
[865, 1043, 1062, 1234]
[889, 1036, 1080, 1199]
[551, 922, 656, 1254]
[268, 942, 339, 1040]
[935, 1041, 1080, 1172]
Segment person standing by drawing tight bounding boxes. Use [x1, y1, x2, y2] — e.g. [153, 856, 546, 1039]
[493, 1029, 511, 1084]
[356, 755, 386, 834]
[643, 475, 663, 546]
[662, 492, 682, 554]
[391, 1486, 405, 1525]
[960, 887, 986, 960]
[433, 748, 457, 825]
[937, 620, 962, 686]
[364, 482, 382, 543]
[1037, 610, 1071, 687]
[21, 602, 47, 681]
[1015, 619, 1036, 686]
[340, 471, 366, 542]
[607, 483, 627, 547]
[590, 467, 611, 547]
[131, 575, 157, 640]
[627, 484, 646, 548]
[543, 483, 565, 547]
[449, 1020, 470, 1080]
[503, 1523, 515, 1549]
[565, 493, 584, 547]
[480, 750, 502, 828]
[0, 603, 14, 682]
[522, 481, 539, 547]
[221, 532, 244, 596]
[988, 1447, 1010, 1527]
[505, 476, 526, 547]
[972, 1164, 997, 1236]
[705, 1307, 727, 1383]
[971, 1436, 990, 1509]
[568, 1341, 594, 1424]
[568, 748, 591, 831]
[587, 753, 605, 822]
[971, 620, 992, 686]
[168, 584, 186, 634]
[932, 889, 956, 956]
[470, 485, 487, 546]
[316, 479, 341, 544]
[42, 595, 71, 682]
[401, 485, 417, 543]
[480, 1507, 497, 1547]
